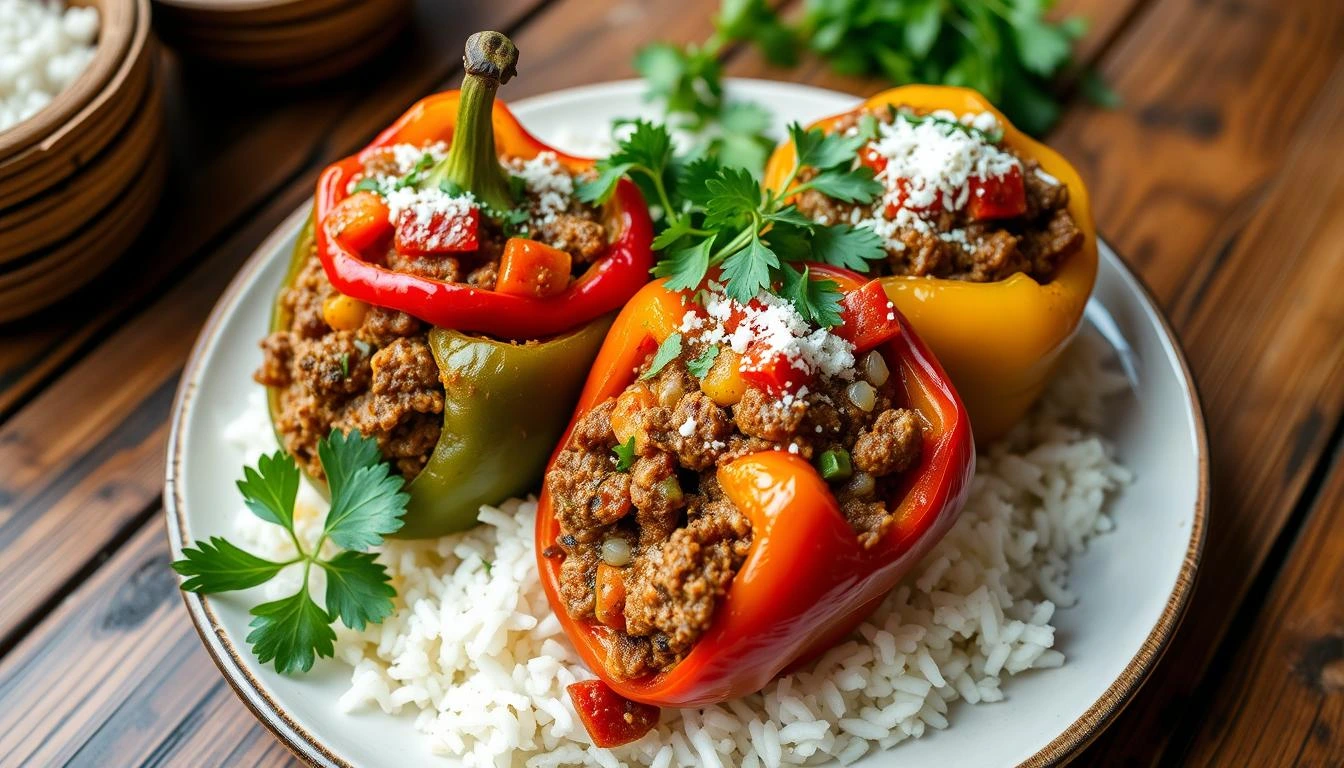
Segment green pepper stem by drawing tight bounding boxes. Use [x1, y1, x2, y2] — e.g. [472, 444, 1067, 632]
[426, 31, 519, 211]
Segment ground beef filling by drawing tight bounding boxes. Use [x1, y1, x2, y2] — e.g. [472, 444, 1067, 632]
[793, 107, 1084, 283]
[254, 149, 610, 481]
[543, 346, 924, 680]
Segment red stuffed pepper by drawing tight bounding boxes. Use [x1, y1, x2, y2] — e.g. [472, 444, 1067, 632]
[256, 32, 655, 538]
[537, 265, 974, 730]
[313, 32, 653, 339]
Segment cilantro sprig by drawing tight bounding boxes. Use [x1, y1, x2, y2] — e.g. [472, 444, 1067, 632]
[173, 430, 407, 675]
[580, 121, 884, 326]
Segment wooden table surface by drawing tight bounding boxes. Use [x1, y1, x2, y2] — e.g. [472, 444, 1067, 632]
[0, 0, 1341, 765]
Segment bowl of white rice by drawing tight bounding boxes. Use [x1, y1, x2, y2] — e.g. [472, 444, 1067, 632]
[166, 81, 1208, 768]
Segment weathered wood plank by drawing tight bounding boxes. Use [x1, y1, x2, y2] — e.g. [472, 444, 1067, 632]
[0, 523, 192, 766]
[1178, 450, 1344, 766]
[1065, 7, 1344, 762]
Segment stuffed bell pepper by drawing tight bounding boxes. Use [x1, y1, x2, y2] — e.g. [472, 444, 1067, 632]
[254, 32, 653, 538]
[764, 86, 1097, 440]
[536, 265, 974, 727]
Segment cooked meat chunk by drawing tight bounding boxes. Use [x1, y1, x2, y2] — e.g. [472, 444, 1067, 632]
[546, 448, 633, 537]
[734, 388, 806, 442]
[665, 391, 735, 469]
[853, 408, 923, 477]
[539, 214, 607, 262]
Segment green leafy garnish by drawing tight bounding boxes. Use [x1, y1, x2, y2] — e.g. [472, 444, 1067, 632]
[339, 353, 350, 379]
[634, 0, 1108, 148]
[687, 345, 721, 378]
[172, 430, 407, 675]
[353, 177, 386, 195]
[588, 120, 881, 325]
[640, 332, 683, 380]
[612, 436, 637, 472]
[395, 153, 437, 191]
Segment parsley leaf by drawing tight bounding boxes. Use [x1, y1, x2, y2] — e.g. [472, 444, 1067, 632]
[800, 166, 883, 204]
[687, 345, 721, 378]
[247, 590, 336, 676]
[654, 237, 714, 291]
[173, 538, 288, 593]
[237, 450, 300, 530]
[809, 224, 887, 271]
[703, 167, 763, 229]
[789, 123, 865, 171]
[640, 333, 683, 380]
[779, 265, 844, 328]
[320, 434, 408, 552]
[612, 436, 637, 472]
[171, 429, 407, 675]
[720, 233, 779, 303]
[320, 550, 397, 631]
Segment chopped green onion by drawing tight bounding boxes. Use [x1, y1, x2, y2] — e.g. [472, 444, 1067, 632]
[817, 448, 852, 481]
[655, 475, 684, 505]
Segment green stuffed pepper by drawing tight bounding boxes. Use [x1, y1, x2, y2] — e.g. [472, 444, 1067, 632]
[254, 32, 653, 537]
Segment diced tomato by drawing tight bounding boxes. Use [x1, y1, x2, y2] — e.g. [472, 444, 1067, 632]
[567, 680, 660, 748]
[394, 205, 480, 255]
[495, 237, 573, 298]
[967, 165, 1027, 220]
[857, 144, 888, 174]
[594, 563, 627, 631]
[834, 280, 902, 354]
[326, 191, 393, 253]
[740, 341, 811, 396]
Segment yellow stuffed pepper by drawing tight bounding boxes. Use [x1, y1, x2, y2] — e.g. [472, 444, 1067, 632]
[764, 86, 1097, 440]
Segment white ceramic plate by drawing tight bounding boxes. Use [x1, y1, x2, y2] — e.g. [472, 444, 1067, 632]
[166, 80, 1207, 767]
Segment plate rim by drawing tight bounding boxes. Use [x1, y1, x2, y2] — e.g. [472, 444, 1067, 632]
[163, 79, 1209, 768]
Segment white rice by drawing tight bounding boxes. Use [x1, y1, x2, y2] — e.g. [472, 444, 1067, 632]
[228, 332, 1132, 767]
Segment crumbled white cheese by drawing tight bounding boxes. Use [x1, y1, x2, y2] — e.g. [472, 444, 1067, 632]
[348, 142, 449, 195]
[869, 110, 1018, 211]
[680, 285, 857, 382]
[0, 0, 99, 131]
[506, 151, 574, 224]
[847, 109, 1019, 253]
[1035, 168, 1060, 186]
[384, 186, 476, 251]
[677, 417, 697, 438]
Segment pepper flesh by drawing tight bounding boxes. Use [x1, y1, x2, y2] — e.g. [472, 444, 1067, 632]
[536, 266, 975, 707]
[269, 222, 612, 538]
[312, 34, 653, 340]
[763, 86, 1097, 440]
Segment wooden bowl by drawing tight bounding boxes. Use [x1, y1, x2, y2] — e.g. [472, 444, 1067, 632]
[151, 0, 412, 86]
[0, 0, 166, 322]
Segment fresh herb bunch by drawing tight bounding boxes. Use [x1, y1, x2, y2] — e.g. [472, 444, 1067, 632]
[633, 0, 793, 171]
[791, 0, 1106, 135]
[578, 119, 885, 327]
[635, 0, 1111, 155]
[172, 430, 408, 674]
